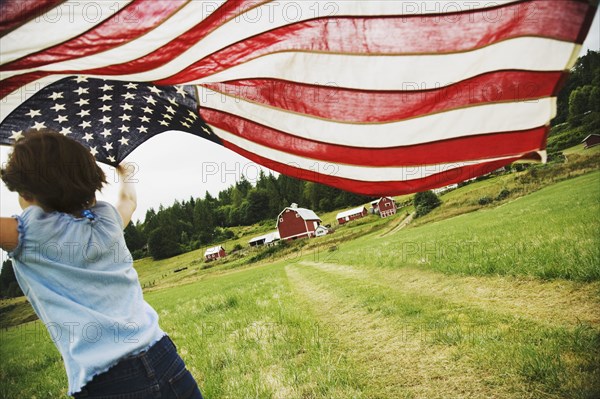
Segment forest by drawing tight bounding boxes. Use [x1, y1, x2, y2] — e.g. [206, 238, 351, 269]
[124, 172, 374, 260]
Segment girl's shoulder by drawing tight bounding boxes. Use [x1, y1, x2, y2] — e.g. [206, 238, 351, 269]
[92, 201, 123, 226]
[18, 201, 121, 231]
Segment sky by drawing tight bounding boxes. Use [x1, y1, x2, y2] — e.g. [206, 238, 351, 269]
[1, 8, 599, 263]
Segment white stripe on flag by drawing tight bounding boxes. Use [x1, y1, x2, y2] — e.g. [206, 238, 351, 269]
[201, 88, 556, 147]
[0, 1, 132, 65]
[0, 1, 227, 78]
[189, 37, 577, 88]
[5, 0, 528, 83]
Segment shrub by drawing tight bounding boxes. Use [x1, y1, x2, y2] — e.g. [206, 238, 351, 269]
[496, 189, 511, 201]
[478, 196, 493, 206]
[414, 191, 442, 218]
[131, 249, 146, 260]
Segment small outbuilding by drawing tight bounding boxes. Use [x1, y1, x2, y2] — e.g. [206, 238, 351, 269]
[582, 134, 600, 149]
[315, 225, 330, 237]
[433, 184, 458, 195]
[276, 203, 322, 240]
[375, 197, 397, 218]
[204, 245, 226, 262]
[336, 206, 368, 225]
[248, 231, 280, 247]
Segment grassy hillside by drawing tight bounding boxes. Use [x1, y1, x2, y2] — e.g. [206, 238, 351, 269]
[331, 171, 600, 281]
[1, 168, 599, 398]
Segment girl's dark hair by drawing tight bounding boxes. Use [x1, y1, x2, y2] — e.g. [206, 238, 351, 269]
[1, 129, 107, 213]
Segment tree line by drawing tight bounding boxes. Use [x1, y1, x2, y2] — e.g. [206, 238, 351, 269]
[554, 50, 600, 126]
[125, 172, 374, 260]
[548, 50, 599, 154]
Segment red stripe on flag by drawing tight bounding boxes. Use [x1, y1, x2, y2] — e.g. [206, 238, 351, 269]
[222, 139, 525, 196]
[0, 0, 64, 37]
[156, 0, 590, 83]
[0, 71, 51, 102]
[203, 108, 548, 166]
[200, 71, 564, 123]
[74, 0, 271, 77]
[1, 0, 188, 71]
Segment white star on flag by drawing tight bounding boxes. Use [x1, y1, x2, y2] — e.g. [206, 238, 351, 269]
[26, 109, 41, 118]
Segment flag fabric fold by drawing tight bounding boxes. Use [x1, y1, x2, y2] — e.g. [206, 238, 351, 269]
[0, 0, 597, 196]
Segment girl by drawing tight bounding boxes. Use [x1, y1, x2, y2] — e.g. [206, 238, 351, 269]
[0, 129, 203, 398]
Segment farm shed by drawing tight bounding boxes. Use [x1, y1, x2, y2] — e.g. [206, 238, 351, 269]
[433, 184, 458, 195]
[315, 225, 330, 237]
[204, 246, 226, 262]
[248, 231, 280, 247]
[336, 206, 368, 224]
[582, 134, 600, 149]
[276, 203, 322, 240]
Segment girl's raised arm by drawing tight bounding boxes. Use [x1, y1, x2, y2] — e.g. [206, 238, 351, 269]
[0, 217, 18, 252]
[115, 164, 137, 229]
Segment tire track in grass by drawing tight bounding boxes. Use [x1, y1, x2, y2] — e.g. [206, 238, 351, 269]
[299, 261, 600, 329]
[286, 264, 521, 399]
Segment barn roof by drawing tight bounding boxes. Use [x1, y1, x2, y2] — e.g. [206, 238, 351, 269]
[295, 208, 321, 220]
[582, 134, 600, 142]
[371, 197, 394, 206]
[336, 206, 366, 220]
[204, 246, 224, 256]
[277, 206, 321, 223]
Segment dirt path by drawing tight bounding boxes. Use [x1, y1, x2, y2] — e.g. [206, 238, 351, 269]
[379, 212, 415, 237]
[285, 264, 525, 399]
[298, 261, 600, 329]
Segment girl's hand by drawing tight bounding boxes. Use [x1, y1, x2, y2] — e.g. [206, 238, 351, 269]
[116, 164, 133, 179]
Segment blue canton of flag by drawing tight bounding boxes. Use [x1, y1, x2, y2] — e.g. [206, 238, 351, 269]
[0, 76, 218, 166]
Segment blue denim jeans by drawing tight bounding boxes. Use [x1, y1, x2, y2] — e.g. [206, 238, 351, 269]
[73, 335, 203, 398]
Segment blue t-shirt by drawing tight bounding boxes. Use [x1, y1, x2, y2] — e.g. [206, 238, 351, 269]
[9, 201, 164, 395]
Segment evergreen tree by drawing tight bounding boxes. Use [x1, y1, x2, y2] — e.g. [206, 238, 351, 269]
[0, 259, 23, 298]
[245, 189, 271, 224]
[264, 173, 283, 216]
[193, 199, 215, 243]
[124, 222, 146, 253]
[235, 175, 253, 198]
[147, 224, 183, 260]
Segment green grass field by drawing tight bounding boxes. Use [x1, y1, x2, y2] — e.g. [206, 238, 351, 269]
[1, 169, 599, 398]
[563, 143, 600, 156]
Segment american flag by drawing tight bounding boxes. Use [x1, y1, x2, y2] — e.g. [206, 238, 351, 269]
[0, 76, 218, 165]
[0, 0, 597, 196]
[2, 76, 221, 166]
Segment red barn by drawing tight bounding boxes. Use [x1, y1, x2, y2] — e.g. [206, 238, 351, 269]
[276, 203, 322, 240]
[336, 206, 368, 225]
[376, 197, 397, 218]
[582, 134, 600, 149]
[204, 245, 226, 262]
